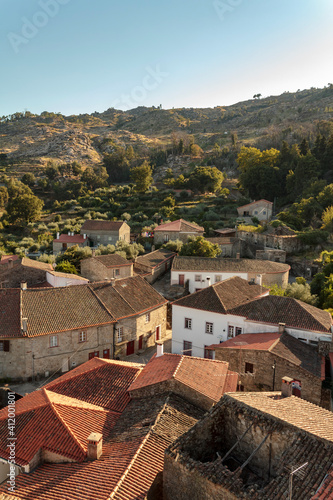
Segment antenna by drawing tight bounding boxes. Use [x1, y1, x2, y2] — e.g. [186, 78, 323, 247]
[287, 462, 308, 500]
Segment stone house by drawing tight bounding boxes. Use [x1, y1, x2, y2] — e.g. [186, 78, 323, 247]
[206, 237, 241, 257]
[52, 232, 89, 254]
[237, 199, 273, 221]
[80, 220, 130, 246]
[133, 249, 176, 283]
[163, 392, 333, 500]
[0, 276, 167, 381]
[171, 255, 290, 293]
[255, 248, 287, 263]
[0, 350, 235, 497]
[172, 276, 332, 358]
[153, 219, 204, 245]
[80, 253, 133, 281]
[0, 256, 53, 288]
[209, 331, 330, 408]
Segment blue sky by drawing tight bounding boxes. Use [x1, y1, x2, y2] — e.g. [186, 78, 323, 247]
[1, 0, 332, 115]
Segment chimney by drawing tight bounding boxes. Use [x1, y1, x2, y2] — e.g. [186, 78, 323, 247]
[56, 232, 60, 239]
[255, 274, 262, 286]
[22, 317, 28, 333]
[110, 278, 116, 287]
[206, 276, 211, 287]
[278, 322, 286, 334]
[87, 432, 103, 460]
[92, 249, 96, 258]
[84, 233, 87, 239]
[236, 252, 240, 259]
[156, 341, 164, 357]
[281, 376, 293, 397]
[8, 258, 13, 269]
[21, 281, 27, 290]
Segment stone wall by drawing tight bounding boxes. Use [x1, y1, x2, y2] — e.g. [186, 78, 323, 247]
[247, 270, 289, 288]
[214, 349, 324, 407]
[134, 259, 173, 284]
[154, 231, 203, 245]
[0, 324, 114, 381]
[0, 265, 48, 288]
[81, 225, 130, 246]
[80, 258, 133, 281]
[255, 249, 287, 263]
[238, 231, 302, 254]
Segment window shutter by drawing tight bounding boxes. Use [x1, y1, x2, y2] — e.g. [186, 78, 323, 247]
[4, 340, 10, 352]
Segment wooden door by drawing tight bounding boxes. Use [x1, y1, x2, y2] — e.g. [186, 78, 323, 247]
[89, 351, 99, 360]
[126, 340, 135, 356]
[103, 349, 110, 359]
[178, 274, 185, 286]
[156, 325, 160, 341]
[138, 335, 143, 350]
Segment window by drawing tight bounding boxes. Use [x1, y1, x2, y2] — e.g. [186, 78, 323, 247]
[0, 340, 10, 352]
[195, 274, 202, 282]
[115, 269, 120, 276]
[215, 275, 221, 283]
[108, 236, 112, 241]
[183, 341, 192, 356]
[245, 362, 254, 373]
[298, 337, 307, 343]
[97, 235, 101, 240]
[204, 346, 214, 359]
[254, 210, 258, 215]
[205, 322, 213, 334]
[79, 331, 87, 343]
[228, 325, 234, 338]
[50, 335, 58, 347]
[164, 234, 169, 242]
[263, 211, 266, 215]
[117, 326, 124, 342]
[184, 318, 192, 329]
[235, 327, 242, 336]
[145, 312, 150, 323]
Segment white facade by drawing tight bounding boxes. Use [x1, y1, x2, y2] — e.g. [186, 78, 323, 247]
[171, 270, 250, 294]
[172, 304, 332, 358]
[46, 272, 89, 288]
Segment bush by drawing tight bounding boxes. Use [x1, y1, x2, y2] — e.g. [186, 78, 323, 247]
[297, 230, 329, 245]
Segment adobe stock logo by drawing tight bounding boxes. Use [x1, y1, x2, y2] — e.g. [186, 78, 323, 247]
[111, 65, 169, 110]
[8, 0, 71, 54]
[213, 0, 243, 21]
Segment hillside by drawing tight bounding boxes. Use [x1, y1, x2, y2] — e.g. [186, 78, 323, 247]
[0, 86, 332, 175]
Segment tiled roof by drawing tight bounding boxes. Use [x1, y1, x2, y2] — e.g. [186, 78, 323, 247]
[214, 228, 236, 235]
[21, 257, 53, 271]
[210, 332, 325, 379]
[154, 219, 204, 232]
[93, 254, 132, 267]
[0, 289, 21, 337]
[227, 392, 333, 441]
[172, 255, 290, 273]
[53, 234, 86, 243]
[230, 295, 332, 333]
[90, 276, 167, 319]
[0, 254, 19, 264]
[21, 284, 114, 336]
[237, 199, 273, 209]
[135, 248, 176, 268]
[81, 220, 127, 231]
[0, 392, 204, 500]
[46, 270, 89, 281]
[172, 276, 267, 314]
[45, 358, 143, 412]
[206, 237, 237, 245]
[129, 353, 238, 401]
[0, 388, 118, 466]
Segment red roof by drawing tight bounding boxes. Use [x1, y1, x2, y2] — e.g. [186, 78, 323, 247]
[129, 353, 238, 401]
[154, 218, 204, 232]
[54, 234, 86, 243]
[208, 332, 281, 351]
[0, 254, 19, 264]
[237, 199, 273, 209]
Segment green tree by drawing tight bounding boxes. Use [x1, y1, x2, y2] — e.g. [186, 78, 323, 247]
[55, 260, 78, 275]
[162, 239, 183, 252]
[180, 236, 221, 258]
[0, 186, 8, 209]
[322, 206, 333, 231]
[190, 144, 203, 158]
[130, 161, 153, 192]
[189, 166, 224, 193]
[6, 193, 44, 225]
[21, 173, 36, 188]
[270, 282, 318, 306]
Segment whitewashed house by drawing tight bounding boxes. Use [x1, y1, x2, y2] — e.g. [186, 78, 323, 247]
[171, 256, 290, 293]
[172, 277, 332, 358]
[237, 199, 273, 221]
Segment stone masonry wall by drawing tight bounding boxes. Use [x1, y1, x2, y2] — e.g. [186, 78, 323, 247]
[0, 266, 48, 288]
[215, 349, 324, 407]
[154, 231, 203, 245]
[247, 270, 289, 288]
[80, 258, 133, 281]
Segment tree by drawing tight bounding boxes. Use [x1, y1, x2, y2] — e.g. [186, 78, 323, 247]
[21, 173, 36, 188]
[130, 161, 153, 192]
[190, 144, 203, 158]
[6, 193, 43, 225]
[0, 186, 8, 209]
[179, 236, 221, 258]
[55, 260, 78, 275]
[189, 166, 224, 193]
[162, 239, 183, 252]
[270, 282, 318, 306]
[321, 206, 333, 231]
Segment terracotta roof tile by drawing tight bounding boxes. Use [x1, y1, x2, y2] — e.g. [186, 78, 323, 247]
[0, 288, 21, 337]
[20, 258, 53, 271]
[173, 276, 267, 313]
[135, 249, 176, 268]
[0, 255, 19, 264]
[45, 358, 143, 412]
[231, 295, 332, 333]
[53, 234, 86, 243]
[93, 254, 132, 267]
[154, 219, 204, 232]
[81, 220, 127, 231]
[237, 198, 273, 209]
[172, 255, 290, 273]
[210, 332, 281, 350]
